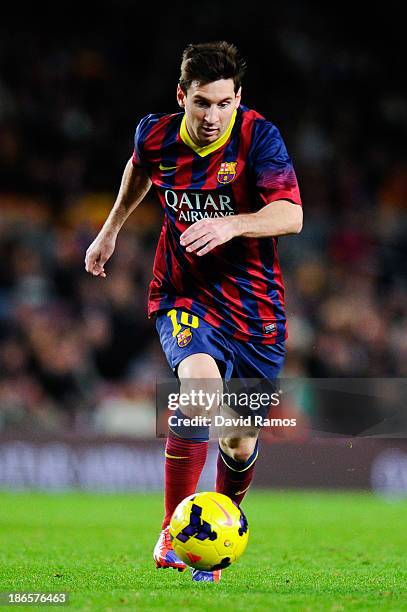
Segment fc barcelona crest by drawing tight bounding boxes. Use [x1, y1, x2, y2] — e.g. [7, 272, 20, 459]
[217, 161, 237, 184]
[177, 327, 193, 347]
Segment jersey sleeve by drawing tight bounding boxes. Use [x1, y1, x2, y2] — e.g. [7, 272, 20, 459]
[250, 120, 302, 207]
[132, 114, 156, 169]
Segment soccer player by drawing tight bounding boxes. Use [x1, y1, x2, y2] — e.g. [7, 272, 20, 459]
[85, 41, 302, 582]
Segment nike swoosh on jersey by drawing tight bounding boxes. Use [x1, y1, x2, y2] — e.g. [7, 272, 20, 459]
[159, 163, 177, 171]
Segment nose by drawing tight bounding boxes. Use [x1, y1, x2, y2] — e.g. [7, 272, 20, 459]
[204, 105, 219, 125]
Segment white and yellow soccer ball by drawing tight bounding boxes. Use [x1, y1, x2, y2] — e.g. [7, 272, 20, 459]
[169, 491, 249, 571]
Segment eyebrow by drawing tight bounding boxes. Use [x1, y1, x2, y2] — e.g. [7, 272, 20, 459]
[193, 95, 233, 103]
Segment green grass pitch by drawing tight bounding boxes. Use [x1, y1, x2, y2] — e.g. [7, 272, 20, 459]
[0, 490, 406, 611]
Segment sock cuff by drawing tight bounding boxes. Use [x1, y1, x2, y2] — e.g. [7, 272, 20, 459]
[168, 408, 210, 442]
[165, 435, 208, 462]
[218, 440, 259, 472]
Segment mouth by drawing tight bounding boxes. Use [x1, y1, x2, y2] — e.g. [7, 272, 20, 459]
[201, 126, 219, 138]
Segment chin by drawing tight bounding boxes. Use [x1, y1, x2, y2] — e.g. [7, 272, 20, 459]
[198, 128, 221, 143]
[200, 133, 219, 145]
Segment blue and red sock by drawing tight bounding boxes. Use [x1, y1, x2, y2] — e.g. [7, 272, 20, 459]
[162, 433, 208, 529]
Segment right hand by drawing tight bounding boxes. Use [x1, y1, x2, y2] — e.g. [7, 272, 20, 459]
[85, 233, 116, 278]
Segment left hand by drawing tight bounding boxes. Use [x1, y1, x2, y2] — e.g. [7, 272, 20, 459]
[180, 217, 240, 256]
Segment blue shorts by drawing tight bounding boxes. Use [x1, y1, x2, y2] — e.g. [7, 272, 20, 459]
[156, 309, 285, 381]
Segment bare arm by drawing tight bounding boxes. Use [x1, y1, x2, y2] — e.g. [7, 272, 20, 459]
[234, 200, 302, 238]
[85, 159, 151, 276]
[180, 200, 303, 256]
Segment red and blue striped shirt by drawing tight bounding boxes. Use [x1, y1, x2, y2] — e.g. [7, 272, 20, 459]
[132, 105, 302, 344]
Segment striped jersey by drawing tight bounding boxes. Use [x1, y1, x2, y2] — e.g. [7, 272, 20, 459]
[132, 105, 302, 344]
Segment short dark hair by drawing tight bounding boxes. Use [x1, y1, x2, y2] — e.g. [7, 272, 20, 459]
[179, 41, 246, 94]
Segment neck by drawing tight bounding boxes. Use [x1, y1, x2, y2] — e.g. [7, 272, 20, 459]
[185, 120, 202, 146]
[180, 110, 237, 157]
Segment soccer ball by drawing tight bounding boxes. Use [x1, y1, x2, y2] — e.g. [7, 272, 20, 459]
[169, 491, 249, 571]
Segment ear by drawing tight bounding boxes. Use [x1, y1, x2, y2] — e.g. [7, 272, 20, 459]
[177, 84, 186, 108]
[235, 86, 242, 108]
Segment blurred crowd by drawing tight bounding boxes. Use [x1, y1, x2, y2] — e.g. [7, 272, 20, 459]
[0, 2, 406, 433]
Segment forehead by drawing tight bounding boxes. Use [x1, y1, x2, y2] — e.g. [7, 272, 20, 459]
[188, 78, 236, 101]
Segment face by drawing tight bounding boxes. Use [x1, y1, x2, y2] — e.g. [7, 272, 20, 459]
[177, 78, 241, 146]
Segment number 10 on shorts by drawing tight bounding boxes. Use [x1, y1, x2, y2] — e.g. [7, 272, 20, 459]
[167, 309, 199, 336]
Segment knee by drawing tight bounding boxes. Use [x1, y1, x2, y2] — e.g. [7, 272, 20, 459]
[230, 448, 254, 463]
[220, 438, 257, 464]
